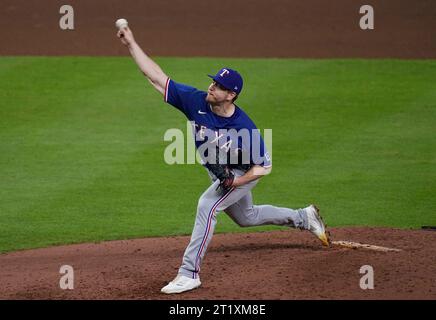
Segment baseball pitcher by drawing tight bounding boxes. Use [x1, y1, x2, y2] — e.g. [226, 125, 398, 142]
[117, 25, 330, 294]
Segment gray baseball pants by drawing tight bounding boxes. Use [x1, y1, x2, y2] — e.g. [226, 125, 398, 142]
[178, 169, 309, 279]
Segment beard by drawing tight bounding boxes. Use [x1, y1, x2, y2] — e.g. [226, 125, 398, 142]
[205, 93, 216, 103]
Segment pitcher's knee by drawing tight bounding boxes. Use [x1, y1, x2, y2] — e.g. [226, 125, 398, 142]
[236, 220, 253, 227]
[233, 212, 257, 227]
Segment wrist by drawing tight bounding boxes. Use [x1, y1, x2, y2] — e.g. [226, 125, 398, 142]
[127, 40, 137, 50]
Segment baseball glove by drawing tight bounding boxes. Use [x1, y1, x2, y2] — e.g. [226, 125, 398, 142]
[205, 148, 235, 192]
[217, 166, 235, 191]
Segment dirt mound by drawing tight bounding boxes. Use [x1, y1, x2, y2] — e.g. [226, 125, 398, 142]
[1, 227, 435, 299]
[1, 0, 435, 58]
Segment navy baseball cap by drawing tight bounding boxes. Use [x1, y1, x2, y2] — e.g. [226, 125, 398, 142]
[208, 68, 243, 95]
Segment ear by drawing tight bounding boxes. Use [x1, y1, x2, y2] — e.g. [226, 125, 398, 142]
[226, 91, 237, 101]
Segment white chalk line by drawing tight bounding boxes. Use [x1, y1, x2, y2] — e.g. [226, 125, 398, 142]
[332, 240, 402, 252]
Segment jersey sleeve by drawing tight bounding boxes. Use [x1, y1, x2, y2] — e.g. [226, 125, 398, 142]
[164, 78, 203, 118]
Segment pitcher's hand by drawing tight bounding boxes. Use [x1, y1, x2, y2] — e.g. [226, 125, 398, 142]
[117, 26, 135, 47]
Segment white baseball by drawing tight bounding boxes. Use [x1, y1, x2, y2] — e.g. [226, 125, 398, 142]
[115, 18, 128, 30]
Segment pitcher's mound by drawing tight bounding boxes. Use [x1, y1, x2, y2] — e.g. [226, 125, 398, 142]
[0, 227, 435, 299]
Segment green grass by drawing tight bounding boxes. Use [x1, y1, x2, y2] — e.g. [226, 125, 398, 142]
[1, 57, 435, 253]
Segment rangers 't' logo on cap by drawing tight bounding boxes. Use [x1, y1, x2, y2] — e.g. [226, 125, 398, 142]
[208, 68, 244, 94]
[220, 69, 230, 77]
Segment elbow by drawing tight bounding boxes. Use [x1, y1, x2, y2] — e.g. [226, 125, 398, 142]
[147, 75, 168, 95]
[151, 71, 168, 85]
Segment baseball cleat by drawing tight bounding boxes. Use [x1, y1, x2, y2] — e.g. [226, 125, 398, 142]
[306, 205, 330, 246]
[161, 275, 201, 294]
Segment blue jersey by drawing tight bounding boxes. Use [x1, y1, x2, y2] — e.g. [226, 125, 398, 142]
[164, 79, 271, 169]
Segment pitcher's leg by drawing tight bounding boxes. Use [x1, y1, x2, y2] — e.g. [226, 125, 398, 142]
[179, 179, 256, 279]
[224, 196, 329, 246]
[178, 182, 233, 279]
[225, 193, 308, 229]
